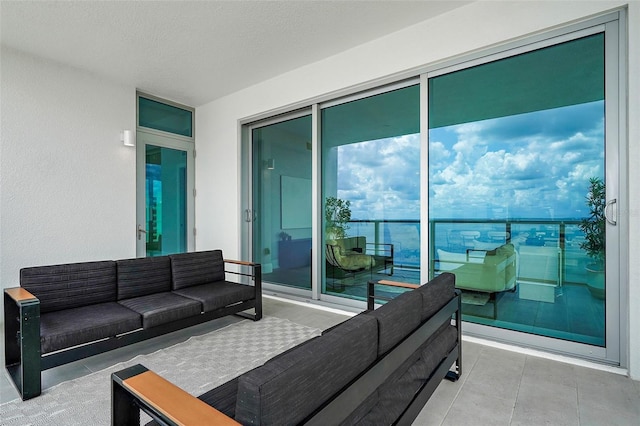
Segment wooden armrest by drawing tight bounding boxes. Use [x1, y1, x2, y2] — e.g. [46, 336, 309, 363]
[224, 259, 258, 267]
[377, 280, 420, 289]
[122, 370, 240, 426]
[5, 287, 38, 303]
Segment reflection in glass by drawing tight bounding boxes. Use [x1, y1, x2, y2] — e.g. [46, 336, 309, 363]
[321, 85, 420, 300]
[428, 34, 605, 346]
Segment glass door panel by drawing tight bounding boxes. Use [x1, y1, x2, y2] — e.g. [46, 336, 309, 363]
[144, 145, 188, 257]
[428, 33, 608, 346]
[321, 85, 420, 300]
[252, 115, 313, 290]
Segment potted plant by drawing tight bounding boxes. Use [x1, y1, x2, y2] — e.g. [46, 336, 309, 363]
[578, 177, 605, 299]
[325, 196, 351, 241]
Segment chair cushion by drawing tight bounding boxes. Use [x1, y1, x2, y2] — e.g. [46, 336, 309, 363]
[416, 272, 456, 322]
[170, 250, 225, 290]
[234, 314, 378, 426]
[366, 289, 422, 356]
[40, 302, 141, 354]
[117, 256, 172, 300]
[21, 261, 117, 313]
[173, 281, 255, 312]
[118, 292, 202, 329]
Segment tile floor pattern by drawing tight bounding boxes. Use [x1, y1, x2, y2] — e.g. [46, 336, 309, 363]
[1, 296, 639, 425]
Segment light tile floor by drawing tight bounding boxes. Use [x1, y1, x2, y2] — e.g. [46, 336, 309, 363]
[1, 296, 639, 425]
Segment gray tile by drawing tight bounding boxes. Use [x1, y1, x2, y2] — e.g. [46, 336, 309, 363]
[522, 355, 577, 389]
[512, 379, 578, 426]
[0, 372, 20, 404]
[441, 384, 515, 426]
[41, 361, 92, 390]
[416, 379, 464, 425]
[574, 367, 640, 418]
[579, 403, 640, 426]
[464, 347, 525, 401]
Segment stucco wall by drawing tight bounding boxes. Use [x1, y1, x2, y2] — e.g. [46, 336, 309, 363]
[0, 47, 137, 291]
[195, 1, 639, 378]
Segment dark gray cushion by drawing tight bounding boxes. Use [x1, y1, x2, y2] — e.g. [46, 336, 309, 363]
[118, 292, 202, 329]
[40, 302, 141, 354]
[116, 256, 171, 300]
[358, 322, 458, 424]
[170, 250, 225, 290]
[173, 281, 255, 313]
[417, 272, 456, 322]
[366, 289, 422, 356]
[234, 314, 378, 426]
[20, 261, 117, 313]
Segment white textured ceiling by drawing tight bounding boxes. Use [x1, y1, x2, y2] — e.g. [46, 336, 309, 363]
[1, 1, 470, 107]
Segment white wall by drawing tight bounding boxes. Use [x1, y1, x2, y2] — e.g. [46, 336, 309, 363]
[0, 47, 137, 294]
[195, 1, 639, 378]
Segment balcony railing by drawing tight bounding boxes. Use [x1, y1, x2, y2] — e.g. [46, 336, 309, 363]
[345, 218, 593, 287]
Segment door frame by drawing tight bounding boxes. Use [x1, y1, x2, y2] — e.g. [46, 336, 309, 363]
[136, 130, 195, 257]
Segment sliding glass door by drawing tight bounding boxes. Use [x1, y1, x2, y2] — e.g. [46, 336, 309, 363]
[321, 84, 420, 300]
[428, 26, 620, 357]
[243, 13, 623, 364]
[251, 114, 313, 290]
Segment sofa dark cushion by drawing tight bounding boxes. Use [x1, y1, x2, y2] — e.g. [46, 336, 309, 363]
[116, 256, 171, 300]
[118, 292, 202, 329]
[366, 290, 422, 356]
[417, 272, 456, 322]
[170, 250, 225, 290]
[173, 281, 255, 313]
[39, 302, 141, 354]
[358, 322, 457, 424]
[21, 261, 117, 313]
[234, 314, 378, 426]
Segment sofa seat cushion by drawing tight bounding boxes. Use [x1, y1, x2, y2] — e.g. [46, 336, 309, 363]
[117, 256, 172, 300]
[170, 250, 225, 290]
[118, 292, 202, 329]
[356, 322, 458, 425]
[173, 281, 255, 313]
[367, 290, 422, 356]
[20, 261, 117, 313]
[234, 314, 378, 426]
[40, 302, 141, 354]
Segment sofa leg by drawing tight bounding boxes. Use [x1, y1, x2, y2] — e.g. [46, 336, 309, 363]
[4, 289, 42, 400]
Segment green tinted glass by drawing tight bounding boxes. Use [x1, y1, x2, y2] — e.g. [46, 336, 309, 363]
[429, 33, 604, 129]
[139, 97, 193, 137]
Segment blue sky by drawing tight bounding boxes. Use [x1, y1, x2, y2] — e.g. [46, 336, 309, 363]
[337, 101, 604, 221]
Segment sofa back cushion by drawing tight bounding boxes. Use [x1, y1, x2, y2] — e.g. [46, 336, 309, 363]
[169, 250, 225, 290]
[366, 289, 422, 356]
[116, 256, 171, 300]
[234, 314, 378, 425]
[20, 261, 117, 313]
[417, 272, 456, 322]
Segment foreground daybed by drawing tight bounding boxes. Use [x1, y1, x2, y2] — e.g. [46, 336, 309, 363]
[111, 273, 461, 425]
[4, 250, 262, 400]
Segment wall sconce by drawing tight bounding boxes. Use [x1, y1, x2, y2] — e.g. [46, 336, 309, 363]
[121, 130, 135, 147]
[266, 158, 275, 170]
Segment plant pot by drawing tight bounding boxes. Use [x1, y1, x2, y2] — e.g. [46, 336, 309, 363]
[585, 264, 605, 300]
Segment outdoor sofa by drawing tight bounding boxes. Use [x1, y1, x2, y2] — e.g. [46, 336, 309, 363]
[111, 272, 461, 425]
[4, 250, 262, 400]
